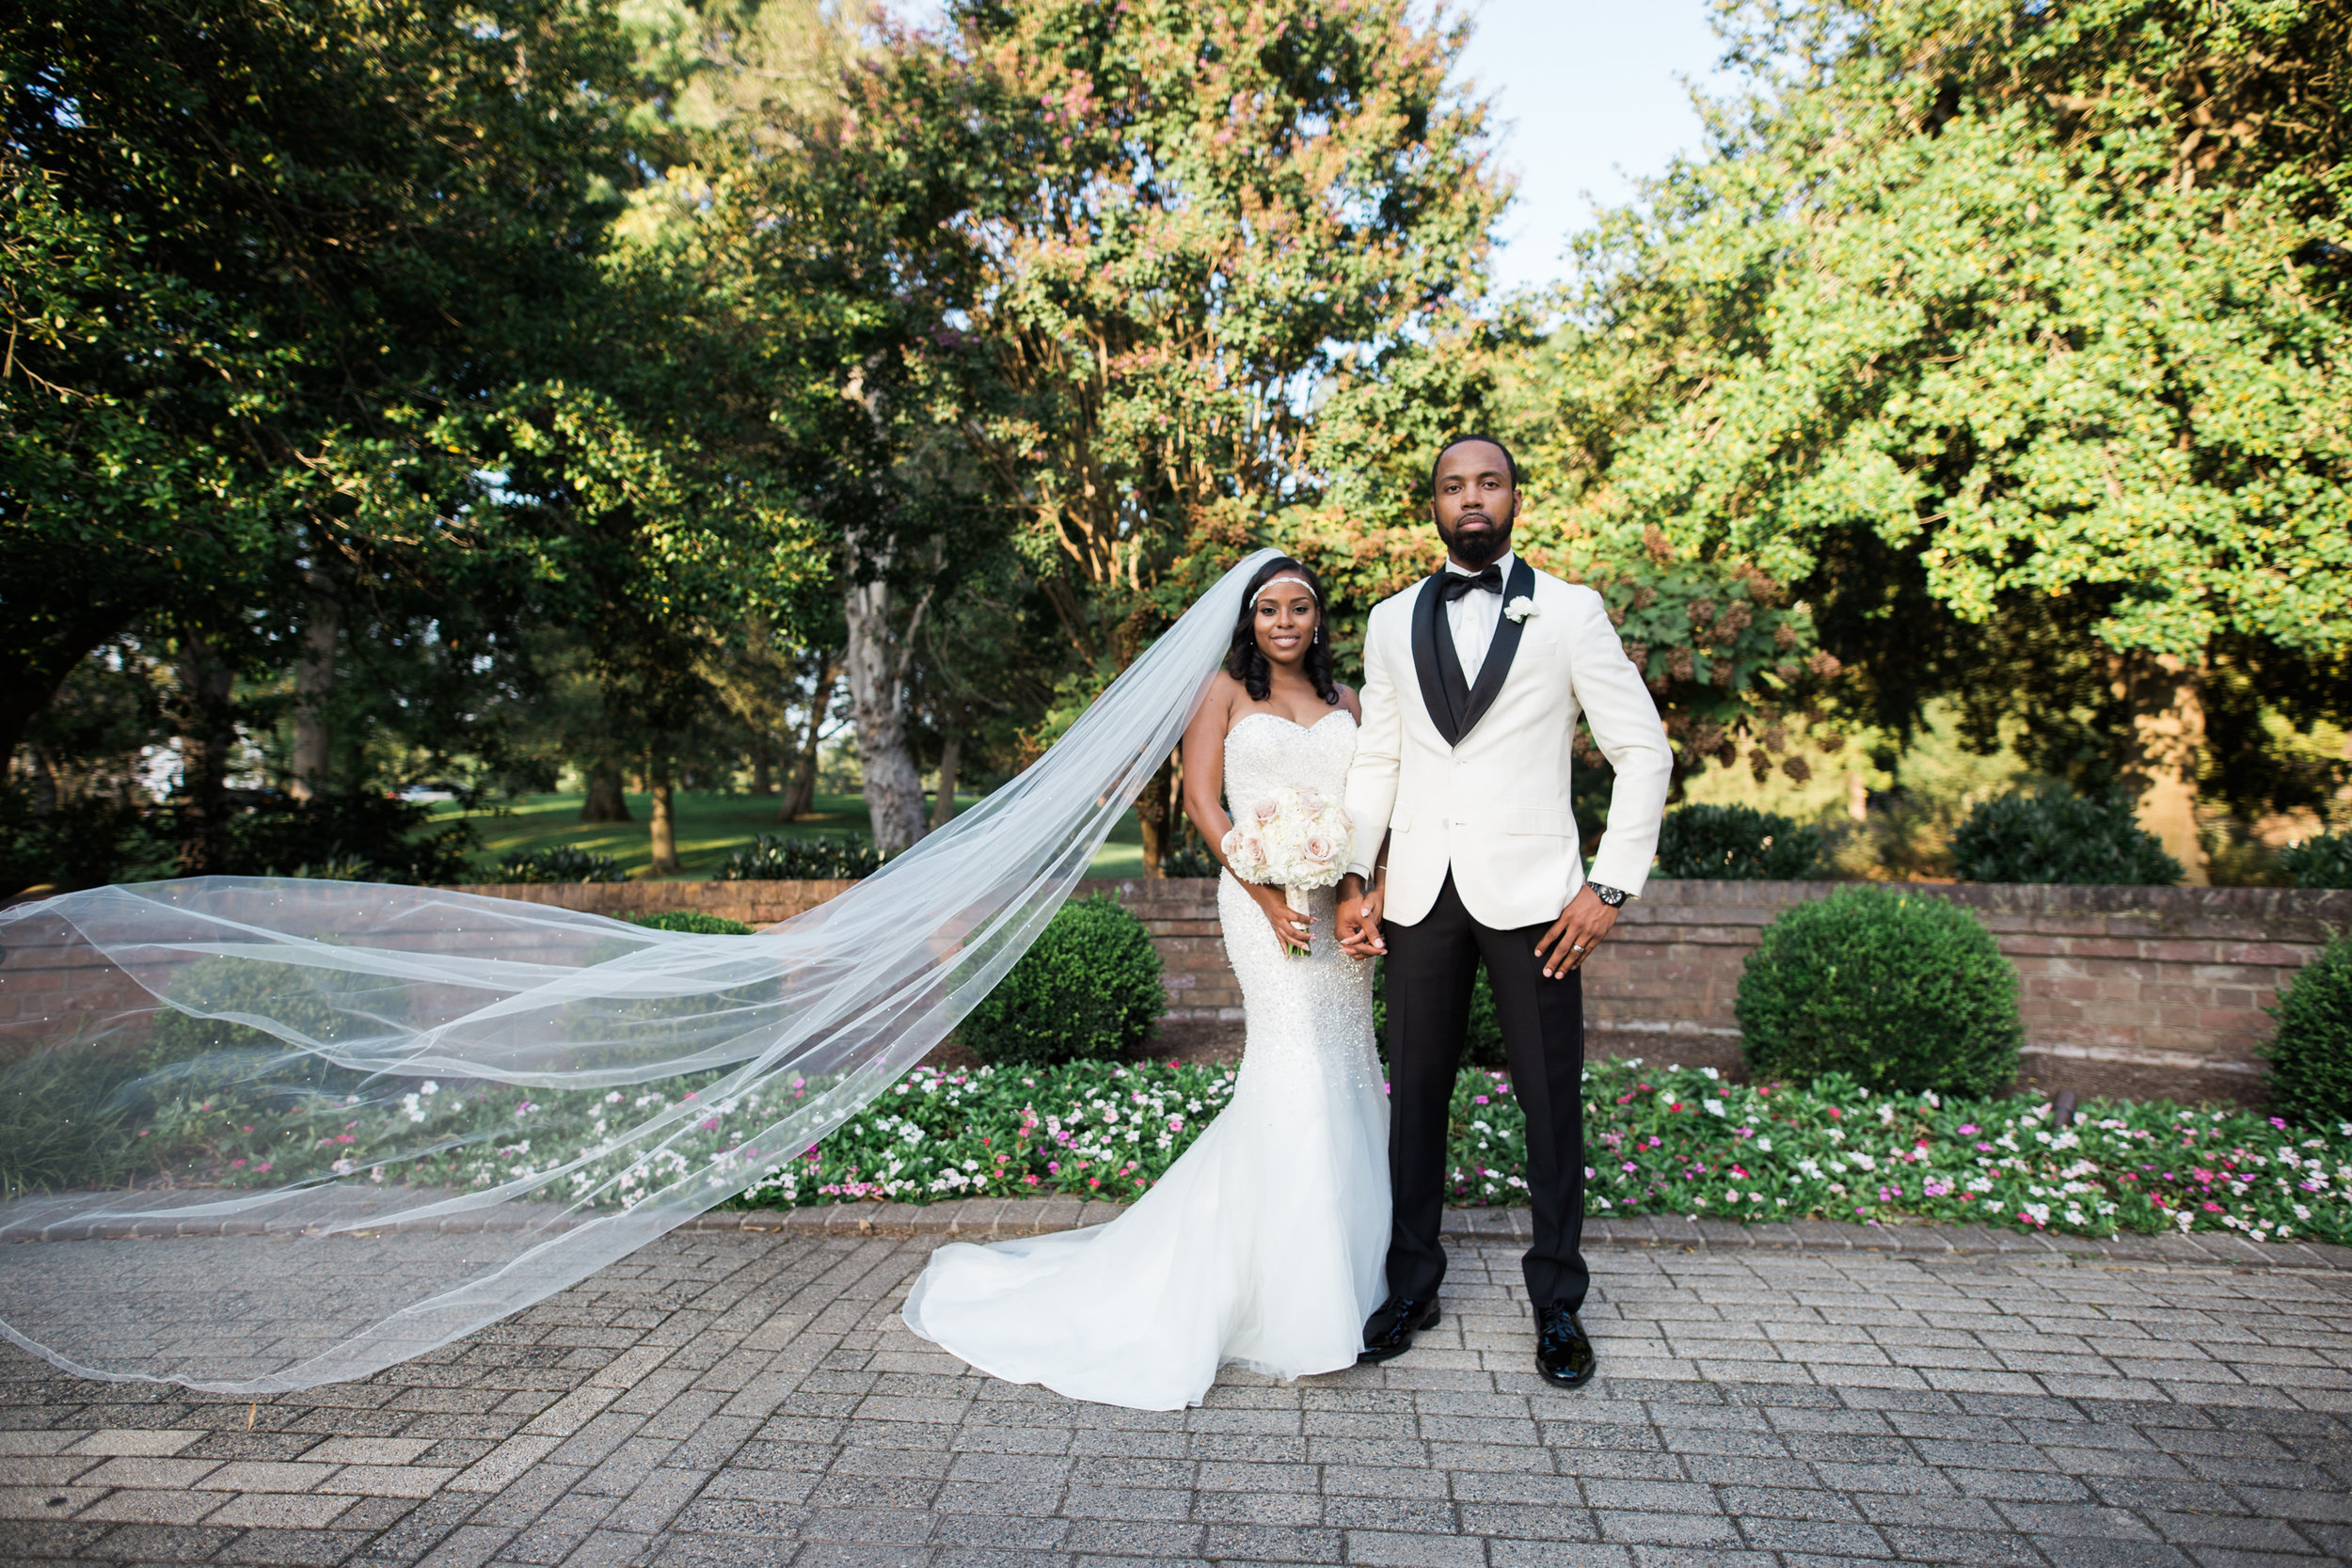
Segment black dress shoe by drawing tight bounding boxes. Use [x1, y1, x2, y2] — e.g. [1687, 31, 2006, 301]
[1535, 1304, 1596, 1388]
[1358, 1295, 1440, 1364]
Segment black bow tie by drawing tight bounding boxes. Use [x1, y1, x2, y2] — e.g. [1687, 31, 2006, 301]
[1438, 564, 1503, 602]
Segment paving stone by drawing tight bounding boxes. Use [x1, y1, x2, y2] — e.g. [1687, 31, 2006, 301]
[5, 1228, 2349, 1568]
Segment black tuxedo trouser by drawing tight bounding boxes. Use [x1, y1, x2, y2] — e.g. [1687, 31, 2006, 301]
[1383, 871, 1588, 1314]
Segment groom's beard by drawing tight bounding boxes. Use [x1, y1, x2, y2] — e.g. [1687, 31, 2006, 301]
[1438, 506, 1514, 570]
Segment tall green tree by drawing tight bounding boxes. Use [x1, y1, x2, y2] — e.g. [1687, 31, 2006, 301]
[1525, 0, 2352, 878]
[2, 0, 645, 863]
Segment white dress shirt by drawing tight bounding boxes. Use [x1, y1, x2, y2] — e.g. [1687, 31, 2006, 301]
[1345, 552, 1516, 882]
[1444, 549, 1514, 685]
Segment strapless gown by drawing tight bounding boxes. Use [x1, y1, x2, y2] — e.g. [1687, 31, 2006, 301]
[900, 709, 1390, 1409]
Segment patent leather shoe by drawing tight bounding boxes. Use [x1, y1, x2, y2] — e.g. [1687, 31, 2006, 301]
[1535, 1304, 1596, 1388]
[1358, 1295, 1440, 1365]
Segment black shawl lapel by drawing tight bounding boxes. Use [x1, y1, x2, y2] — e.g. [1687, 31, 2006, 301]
[1409, 574, 1463, 746]
[1455, 557, 1536, 742]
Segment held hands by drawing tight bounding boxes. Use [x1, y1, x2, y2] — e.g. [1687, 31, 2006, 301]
[1335, 874, 1386, 958]
[1534, 884, 1618, 978]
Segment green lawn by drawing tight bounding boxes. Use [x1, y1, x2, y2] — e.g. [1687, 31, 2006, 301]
[438, 791, 1149, 880]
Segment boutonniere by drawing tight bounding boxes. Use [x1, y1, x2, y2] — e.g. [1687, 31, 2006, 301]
[1502, 595, 1538, 624]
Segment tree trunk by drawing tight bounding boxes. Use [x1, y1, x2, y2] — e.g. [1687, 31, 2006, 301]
[930, 733, 961, 831]
[750, 748, 774, 797]
[647, 765, 682, 876]
[175, 632, 237, 877]
[779, 653, 835, 821]
[844, 573, 929, 855]
[1135, 749, 1178, 877]
[2116, 652, 2208, 885]
[581, 765, 633, 823]
[290, 571, 338, 801]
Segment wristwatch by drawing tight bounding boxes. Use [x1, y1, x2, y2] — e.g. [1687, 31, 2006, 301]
[1587, 881, 1628, 908]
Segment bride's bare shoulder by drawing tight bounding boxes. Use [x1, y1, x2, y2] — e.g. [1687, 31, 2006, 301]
[1335, 684, 1362, 721]
[1200, 671, 1249, 724]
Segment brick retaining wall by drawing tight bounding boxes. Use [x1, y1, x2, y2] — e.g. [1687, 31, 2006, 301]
[455, 877, 2347, 1104]
[8, 877, 2343, 1104]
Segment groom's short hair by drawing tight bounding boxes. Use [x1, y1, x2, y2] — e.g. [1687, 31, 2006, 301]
[1431, 433, 1518, 493]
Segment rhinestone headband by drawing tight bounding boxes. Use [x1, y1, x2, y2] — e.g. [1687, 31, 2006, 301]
[1252, 576, 1319, 608]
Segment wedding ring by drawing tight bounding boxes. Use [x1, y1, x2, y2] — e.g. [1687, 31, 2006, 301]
[1570, 942, 1587, 952]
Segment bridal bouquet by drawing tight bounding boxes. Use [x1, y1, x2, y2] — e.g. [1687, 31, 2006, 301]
[1221, 786, 1356, 931]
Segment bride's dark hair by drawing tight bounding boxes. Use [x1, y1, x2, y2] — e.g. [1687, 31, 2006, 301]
[1228, 557, 1339, 705]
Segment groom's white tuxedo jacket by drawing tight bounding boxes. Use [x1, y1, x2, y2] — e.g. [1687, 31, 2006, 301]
[1343, 554, 1675, 930]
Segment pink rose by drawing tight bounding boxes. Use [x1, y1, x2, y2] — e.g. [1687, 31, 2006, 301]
[1252, 798, 1279, 823]
[1295, 788, 1322, 815]
[1300, 833, 1334, 867]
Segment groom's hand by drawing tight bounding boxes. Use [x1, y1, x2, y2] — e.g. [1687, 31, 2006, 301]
[1534, 886, 1618, 978]
[1336, 874, 1386, 958]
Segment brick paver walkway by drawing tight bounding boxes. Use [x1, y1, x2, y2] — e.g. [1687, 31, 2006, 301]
[4, 1212, 2349, 1568]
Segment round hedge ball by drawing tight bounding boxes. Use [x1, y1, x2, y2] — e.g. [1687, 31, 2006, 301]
[961, 894, 1165, 1067]
[1736, 887, 2022, 1097]
[2265, 934, 2352, 1132]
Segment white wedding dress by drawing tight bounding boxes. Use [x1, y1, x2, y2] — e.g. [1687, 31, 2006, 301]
[901, 709, 1391, 1409]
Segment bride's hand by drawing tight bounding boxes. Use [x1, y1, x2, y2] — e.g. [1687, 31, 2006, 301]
[1252, 886, 1311, 954]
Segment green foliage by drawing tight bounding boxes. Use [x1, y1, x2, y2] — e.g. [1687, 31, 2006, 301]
[1737, 888, 2022, 1096]
[0, 1048, 150, 1199]
[148, 954, 408, 1069]
[960, 895, 1164, 1067]
[0, 0, 644, 760]
[0, 788, 174, 896]
[1950, 791, 2184, 886]
[1510, 0, 2352, 820]
[495, 847, 629, 885]
[2280, 833, 2352, 890]
[217, 793, 478, 885]
[624, 911, 757, 935]
[718, 834, 885, 880]
[1655, 804, 1830, 880]
[1372, 960, 1507, 1070]
[2265, 936, 2352, 1132]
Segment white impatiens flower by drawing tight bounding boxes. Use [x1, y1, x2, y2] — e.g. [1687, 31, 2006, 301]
[1502, 595, 1538, 623]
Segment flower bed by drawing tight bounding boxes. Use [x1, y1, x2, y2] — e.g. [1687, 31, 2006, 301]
[1465, 1059, 2352, 1245]
[99, 1057, 2352, 1244]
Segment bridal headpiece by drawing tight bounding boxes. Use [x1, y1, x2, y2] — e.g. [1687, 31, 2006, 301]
[1253, 576, 1319, 608]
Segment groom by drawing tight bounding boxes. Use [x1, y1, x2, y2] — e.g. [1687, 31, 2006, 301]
[1336, 435, 1672, 1388]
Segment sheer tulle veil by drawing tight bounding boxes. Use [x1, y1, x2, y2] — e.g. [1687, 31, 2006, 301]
[0, 549, 1279, 1393]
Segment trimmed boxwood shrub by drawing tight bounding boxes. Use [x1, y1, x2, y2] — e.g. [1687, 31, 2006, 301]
[1737, 887, 2022, 1096]
[624, 911, 756, 935]
[496, 847, 628, 884]
[2280, 832, 2352, 890]
[1950, 789, 2182, 885]
[1655, 803, 1829, 880]
[2266, 935, 2352, 1131]
[961, 895, 1164, 1066]
[719, 834, 885, 880]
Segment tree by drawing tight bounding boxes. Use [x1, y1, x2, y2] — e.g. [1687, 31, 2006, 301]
[795, 0, 1507, 865]
[1533, 0, 2352, 879]
[3, 0, 647, 867]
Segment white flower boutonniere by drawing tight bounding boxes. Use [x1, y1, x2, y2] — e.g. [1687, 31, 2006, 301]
[1502, 594, 1539, 624]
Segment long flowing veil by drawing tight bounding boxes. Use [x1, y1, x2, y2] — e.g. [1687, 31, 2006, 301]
[0, 549, 1278, 1394]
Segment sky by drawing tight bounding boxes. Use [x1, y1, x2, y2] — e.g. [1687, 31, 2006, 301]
[1452, 0, 1735, 295]
[888, 0, 1735, 296]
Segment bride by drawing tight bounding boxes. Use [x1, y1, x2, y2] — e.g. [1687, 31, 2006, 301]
[901, 557, 1390, 1410]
